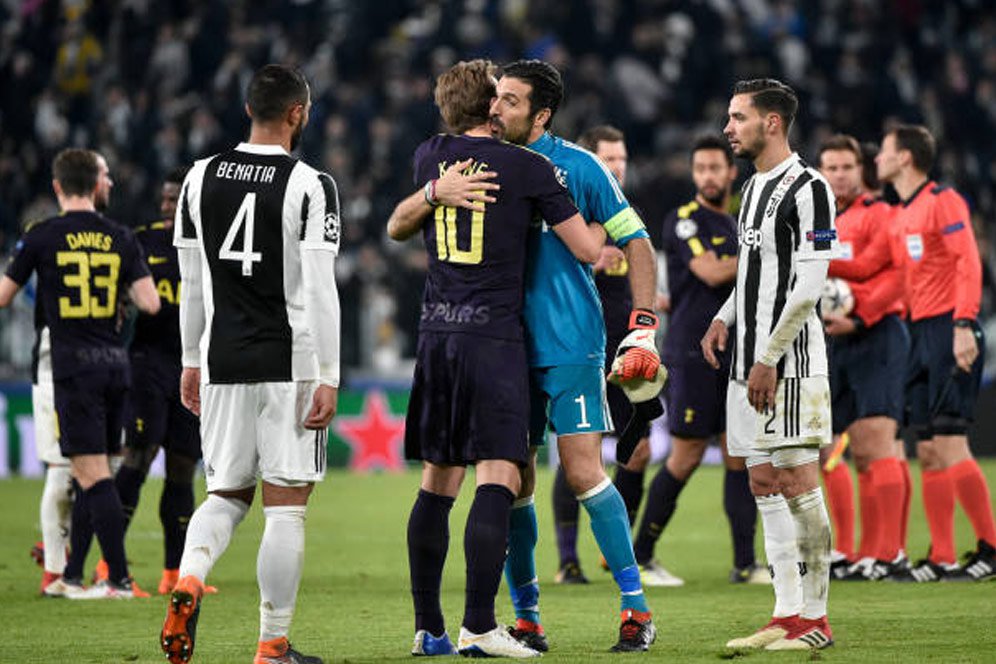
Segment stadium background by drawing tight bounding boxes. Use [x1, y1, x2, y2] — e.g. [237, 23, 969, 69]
[1, 0, 996, 472]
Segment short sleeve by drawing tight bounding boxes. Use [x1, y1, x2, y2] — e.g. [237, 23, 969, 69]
[301, 171, 341, 254]
[526, 154, 578, 227]
[120, 229, 152, 285]
[795, 177, 838, 261]
[5, 229, 39, 285]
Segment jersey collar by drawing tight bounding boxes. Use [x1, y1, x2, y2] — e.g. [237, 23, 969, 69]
[235, 142, 290, 156]
[527, 131, 555, 153]
[901, 179, 933, 207]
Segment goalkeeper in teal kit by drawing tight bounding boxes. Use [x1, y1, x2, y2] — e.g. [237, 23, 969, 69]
[491, 60, 662, 653]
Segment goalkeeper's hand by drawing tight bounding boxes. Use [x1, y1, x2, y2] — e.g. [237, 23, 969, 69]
[611, 309, 661, 382]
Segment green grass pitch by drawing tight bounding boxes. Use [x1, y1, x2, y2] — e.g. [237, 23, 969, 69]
[3, 463, 995, 663]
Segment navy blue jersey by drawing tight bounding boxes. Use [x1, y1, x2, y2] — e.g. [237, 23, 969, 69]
[413, 134, 578, 340]
[661, 200, 737, 365]
[6, 211, 150, 379]
[595, 244, 634, 346]
[132, 220, 180, 359]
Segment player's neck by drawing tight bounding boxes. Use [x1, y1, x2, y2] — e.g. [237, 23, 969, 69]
[247, 126, 292, 153]
[59, 196, 96, 213]
[836, 191, 861, 212]
[753, 142, 792, 174]
[893, 169, 930, 202]
[464, 125, 492, 138]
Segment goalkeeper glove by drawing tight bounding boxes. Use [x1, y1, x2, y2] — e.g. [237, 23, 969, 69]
[610, 309, 662, 382]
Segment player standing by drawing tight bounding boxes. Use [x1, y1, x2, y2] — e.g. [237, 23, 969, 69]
[160, 64, 340, 664]
[549, 125, 654, 586]
[703, 79, 835, 650]
[632, 135, 766, 586]
[875, 124, 996, 582]
[817, 135, 909, 580]
[491, 60, 659, 652]
[0, 148, 160, 599]
[388, 59, 604, 658]
[113, 168, 207, 595]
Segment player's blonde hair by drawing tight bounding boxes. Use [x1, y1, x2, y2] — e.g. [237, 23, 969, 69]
[434, 59, 497, 134]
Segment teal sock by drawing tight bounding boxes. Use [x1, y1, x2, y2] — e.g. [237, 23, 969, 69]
[504, 497, 540, 624]
[580, 479, 649, 613]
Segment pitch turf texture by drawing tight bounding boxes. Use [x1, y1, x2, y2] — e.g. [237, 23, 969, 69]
[3, 464, 995, 663]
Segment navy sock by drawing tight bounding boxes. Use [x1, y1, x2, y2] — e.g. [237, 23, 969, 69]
[552, 465, 579, 567]
[614, 466, 645, 527]
[464, 484, 514, 634]
[114, 465, 146, 531]
[724, 469, 758, 569]
[633, 464, 685, 564]
[160, 480, 195, 570]
[64, 479, 93, 581]
[86, 478, 129, 584]
[408, 489, 455, 636]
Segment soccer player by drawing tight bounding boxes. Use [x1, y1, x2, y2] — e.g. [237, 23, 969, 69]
[549, 125, 653, 586]
[160, 64, 340, 664]
[0, 148, 160, 599]
[387, 59, 604, 658]
[491, 60, 659, 652]
[817, 134, 909, 581]
[875, 124, 996, 582]
[631, 135, 766, 586]
[703, 79, 835, 650]
[112, 168, 208, 596]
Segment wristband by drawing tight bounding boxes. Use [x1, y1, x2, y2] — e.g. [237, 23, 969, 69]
[423, 179, 440, 207]
[849, 315, 866, 332]
[954, 318, 974, 329]
[628, 308, 659, 331]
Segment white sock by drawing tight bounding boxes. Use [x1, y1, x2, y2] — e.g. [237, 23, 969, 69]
[258, 506, 307, 642]
[787, 488, 831, 620]
[178, 494, 249, 581]
[41, 465, 73, 573]
[756, 493, 803, 618]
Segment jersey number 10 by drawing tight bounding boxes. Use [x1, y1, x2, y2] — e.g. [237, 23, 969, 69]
[434, 201, 484, 265]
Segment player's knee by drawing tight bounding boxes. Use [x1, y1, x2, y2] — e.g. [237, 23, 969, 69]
[165, 451, 197, 484]
[931, 415, 968, 437]
[624, 438, 651, 471]
[915, 440, 943, 471]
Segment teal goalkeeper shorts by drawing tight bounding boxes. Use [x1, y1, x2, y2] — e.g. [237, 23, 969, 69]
[528, 364, 613, 445]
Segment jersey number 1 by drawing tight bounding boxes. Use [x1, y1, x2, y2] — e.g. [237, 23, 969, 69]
[220, 193, 263, 276]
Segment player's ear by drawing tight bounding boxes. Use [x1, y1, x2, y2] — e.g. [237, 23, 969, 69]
[534, 107, 551, 130]
[51, 179, 63, 200]
[244, 102, 253, 121]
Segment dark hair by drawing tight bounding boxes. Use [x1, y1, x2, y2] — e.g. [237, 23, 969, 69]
[818, 134, 862, 165]
[434, 60, 497, 133]
[576, 125, 624, 152]
[860, 141, 881, 191]
[246, 64, 309, 122]
[500, 59, 563, 128]
[732, 78, 798, 134]
[691, 134, 734, 165]
[890, 124, 936, 173]
[165, 167, 188, 186]
[52, 148, 99, 196]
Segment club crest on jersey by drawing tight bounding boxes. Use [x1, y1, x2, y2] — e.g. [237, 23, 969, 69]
[324, 212, 340, 244]
[675, 219, 698, 240]
[554, 166, 567, 189]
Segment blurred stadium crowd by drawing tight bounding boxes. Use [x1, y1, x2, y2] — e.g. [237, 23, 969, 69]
[1, 0, 994, 379]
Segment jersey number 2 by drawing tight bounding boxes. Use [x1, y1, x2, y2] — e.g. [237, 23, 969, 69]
[220, 193, 263, 276]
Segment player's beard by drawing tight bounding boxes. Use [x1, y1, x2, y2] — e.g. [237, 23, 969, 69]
[699, 187, 726, 208]
[732, 125, 765, 161]
[94, 190, 109, 211]
[290, 117, 304, 151]
[493, 114, 531, 146]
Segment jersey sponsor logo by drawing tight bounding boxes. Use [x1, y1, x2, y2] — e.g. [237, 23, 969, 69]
[906, 234, 924, 261]
[675, 219, 698, 240]
[765, 174, 795, 217]
[711, 236, 727, 245]
[805, 229, 837, 243]
[741, 226, 763, 250]
[942, 220, 966, 235]
[421, 301, 491, 326]
[148, 255, 169, 265]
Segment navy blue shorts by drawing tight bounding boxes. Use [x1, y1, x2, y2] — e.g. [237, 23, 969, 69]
[404, 332, 530, 466]
[664, 359, 729, 439]
[905, 312, 984, 431]
[830, 314, 910, 433]
[126, 353, 201, 460]
[54, 368, 129, 457]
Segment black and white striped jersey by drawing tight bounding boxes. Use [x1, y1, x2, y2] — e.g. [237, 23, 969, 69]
[175, 142, 341, 385]
[732, 152, 837, 381]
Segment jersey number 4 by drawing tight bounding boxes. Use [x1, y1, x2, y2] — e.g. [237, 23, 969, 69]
[220, 193, 263, 276]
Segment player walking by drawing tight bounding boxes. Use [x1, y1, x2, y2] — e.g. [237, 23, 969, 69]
[704, 79, 835, 650]
[160, 64, 340, 664]
[875, 124, 996, 582]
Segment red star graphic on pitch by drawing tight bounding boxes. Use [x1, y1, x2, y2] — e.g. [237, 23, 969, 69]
[335, 391, 406, 472]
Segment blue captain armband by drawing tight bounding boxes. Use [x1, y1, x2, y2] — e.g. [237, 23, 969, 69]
[603, 207, 648, 246]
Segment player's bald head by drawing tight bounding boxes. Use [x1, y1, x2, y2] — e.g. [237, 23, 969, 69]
[246, 64, 310, 122]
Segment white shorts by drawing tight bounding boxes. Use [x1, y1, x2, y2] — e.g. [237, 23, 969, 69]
[32, 380, 67, 465]
[200, 381, 326, 492]
[726, 376, 832, 460]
